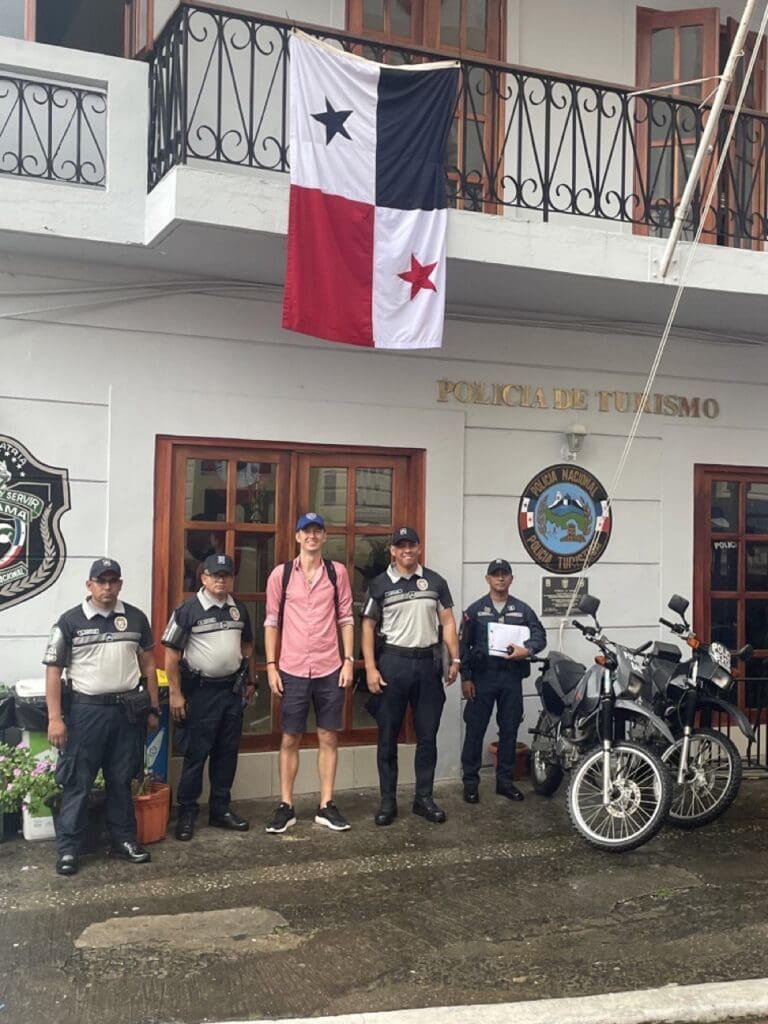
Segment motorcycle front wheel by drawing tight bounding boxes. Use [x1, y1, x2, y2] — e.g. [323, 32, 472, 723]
[530, 711, 564, 796]
[661, 727, 742, 829]
[567, 741, 672, 853]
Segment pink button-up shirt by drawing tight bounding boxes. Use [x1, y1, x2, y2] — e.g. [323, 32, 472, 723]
[264, 558, 354, 677]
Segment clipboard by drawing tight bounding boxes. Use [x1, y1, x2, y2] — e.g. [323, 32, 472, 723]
[487, 622, 530, 657]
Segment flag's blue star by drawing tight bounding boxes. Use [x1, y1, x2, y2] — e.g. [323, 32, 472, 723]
[311, 99, 353, 145]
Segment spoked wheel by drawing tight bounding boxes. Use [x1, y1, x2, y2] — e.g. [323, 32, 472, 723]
[662, 728, 742, 829]
[530, 711, 564, 796]
[567, 741, 672, 853]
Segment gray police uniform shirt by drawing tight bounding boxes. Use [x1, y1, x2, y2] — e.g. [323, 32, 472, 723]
[42, 599, 154, 696]
[161, 588, 252, 677]
[361, 564, 453, 649]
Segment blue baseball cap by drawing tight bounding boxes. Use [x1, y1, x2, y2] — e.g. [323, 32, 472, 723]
[296, 512, 326, 531]
[203, 553, 234, 575]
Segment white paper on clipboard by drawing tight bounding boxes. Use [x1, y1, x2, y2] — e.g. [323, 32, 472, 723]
[487, 622, 530, 657]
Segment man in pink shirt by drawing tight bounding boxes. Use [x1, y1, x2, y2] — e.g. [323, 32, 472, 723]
[263, 513, 355, 833]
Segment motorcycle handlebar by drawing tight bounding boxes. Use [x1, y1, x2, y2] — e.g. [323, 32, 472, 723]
[630, 640, 652, 655]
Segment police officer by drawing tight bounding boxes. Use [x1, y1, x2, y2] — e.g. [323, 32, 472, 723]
[162, 553, 256, 841]
[44, 558, 160, 877]
[460, 559, 546, 803]
[361, 527, 460, 826]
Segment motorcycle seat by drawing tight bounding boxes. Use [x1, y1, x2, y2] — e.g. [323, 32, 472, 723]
[549, 652, 587, 694]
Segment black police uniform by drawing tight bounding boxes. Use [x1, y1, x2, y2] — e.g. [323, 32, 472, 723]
[362, 565, 453, 803]
[43, 599, 154, 856]
[162, 590, 252, 820]
[460, 593, 546, 788]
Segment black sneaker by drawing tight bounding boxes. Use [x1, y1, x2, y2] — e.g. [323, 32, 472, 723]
[314, 801, 351, 831]
[265, 802, 297, 834]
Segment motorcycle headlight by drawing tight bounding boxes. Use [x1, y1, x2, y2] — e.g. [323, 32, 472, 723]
[711, 665, 731, 690]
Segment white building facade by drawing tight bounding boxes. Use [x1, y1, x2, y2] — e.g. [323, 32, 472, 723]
[1, 0, 767, 798]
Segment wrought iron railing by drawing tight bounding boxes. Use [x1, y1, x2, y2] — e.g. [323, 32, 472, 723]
[147, 2, 768, 246]
[0, 74, 107, 187]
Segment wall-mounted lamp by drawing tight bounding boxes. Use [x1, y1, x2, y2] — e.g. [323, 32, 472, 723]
[561, 423, 587, 462]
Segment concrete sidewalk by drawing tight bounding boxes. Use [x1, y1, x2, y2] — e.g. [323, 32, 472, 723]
[1, 773, 768, 1024]
[215, 979, 768, 1024]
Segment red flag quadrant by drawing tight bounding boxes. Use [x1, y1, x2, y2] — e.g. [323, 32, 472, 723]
[283, 186, 375, 347]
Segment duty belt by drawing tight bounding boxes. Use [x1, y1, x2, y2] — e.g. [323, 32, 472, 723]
[382, 644, 439, 660]
[71, 688, 138, 705]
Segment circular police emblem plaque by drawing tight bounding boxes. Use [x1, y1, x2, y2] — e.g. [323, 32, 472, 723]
[416, 578, 429, 591]
[518, 464, 612, 574]
[230, 607, 241, 621]
[114, 616, 128, 632]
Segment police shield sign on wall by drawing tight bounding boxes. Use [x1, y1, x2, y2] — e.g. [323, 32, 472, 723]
[0, 437, 70, 611]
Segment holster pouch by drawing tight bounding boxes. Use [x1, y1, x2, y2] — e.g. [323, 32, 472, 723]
[180, 660, 202, 698]
[232, 657, 250, 697]
[121, 687, 151, 725]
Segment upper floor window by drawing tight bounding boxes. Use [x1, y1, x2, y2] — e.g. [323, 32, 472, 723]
[0, 0, 150, 58]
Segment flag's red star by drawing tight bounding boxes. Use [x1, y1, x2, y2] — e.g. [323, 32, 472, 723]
[398, 254, 438, 300]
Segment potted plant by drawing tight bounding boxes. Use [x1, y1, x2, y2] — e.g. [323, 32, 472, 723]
[132, 771, 171, 844]
[0, 740, 61, 839]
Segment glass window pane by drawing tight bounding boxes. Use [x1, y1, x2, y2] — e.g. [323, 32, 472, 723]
[680, 26, 703, 92]
[650, 27, 673, 84]
[354, 535, 391, 610]
[391, 0, 411, 37]
[746, 482, 768, 534]
[183, 529, 225, 592]
[234, 533, 275, 594]
[466, 0, 487, 52]
[744, 657, 768, 709]
[711, 598, 737, 649]
[353, 686, 377, 727]
[712, 481, 738, 532]
[440, 0, 460, 48]
[242, 684, 274, 735]
[240, 600, 265, 661]
[235, 462, 276, 524]
[464, 118, 486, 178]
[0, 0, 25, 38]
[650, 143, 672, 194]
[355, 468, 393, 525]
[308, 467, 348, 525]
[746, 599, 768, 650]
[746, 542, 768, 591]
[711, 539, 738, 591]
[185, 459, 227, 521]
[650, 100, 673, 144]
[363, 0, 384, 31]
[321, 534, 347, 564]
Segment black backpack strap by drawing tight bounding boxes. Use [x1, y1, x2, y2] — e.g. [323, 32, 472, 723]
[277, 561, 293, 630]
[324, 559, 339, 619]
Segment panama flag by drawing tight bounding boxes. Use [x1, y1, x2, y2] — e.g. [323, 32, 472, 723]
[282, 32, 459, 349]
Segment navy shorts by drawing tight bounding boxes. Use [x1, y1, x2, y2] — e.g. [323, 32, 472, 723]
[280, 669, 344, 734]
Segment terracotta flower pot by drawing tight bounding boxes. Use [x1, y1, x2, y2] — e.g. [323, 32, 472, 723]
[133, 781, 171, 844]
[488, 741, 530, 779]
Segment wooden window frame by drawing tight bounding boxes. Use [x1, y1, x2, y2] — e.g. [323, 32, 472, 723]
[347, 0, 506, 214]
[693, 463, 768, 715]
[635, 7, 721, 243]
[153, 436, 426, 752]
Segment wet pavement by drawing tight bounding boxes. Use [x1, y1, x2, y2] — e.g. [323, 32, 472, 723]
[1, 773, 768, 1024]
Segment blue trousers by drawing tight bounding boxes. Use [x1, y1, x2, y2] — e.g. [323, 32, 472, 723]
[175, 685, 243, 816]
[372, 652, 446, 802]
[55, 702, 141, 855]
[461, 672, 523, 786]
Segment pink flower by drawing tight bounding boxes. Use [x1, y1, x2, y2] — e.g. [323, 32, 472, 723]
[12, 768, 21, 777]
[16, 741, 29, 749]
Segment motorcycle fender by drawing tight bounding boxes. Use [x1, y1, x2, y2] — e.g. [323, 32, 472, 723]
[614, 699, 675, 745]
[698, 696, 756, 740]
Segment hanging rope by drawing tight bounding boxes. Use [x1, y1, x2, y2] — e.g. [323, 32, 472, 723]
[559, 0, 768, 645]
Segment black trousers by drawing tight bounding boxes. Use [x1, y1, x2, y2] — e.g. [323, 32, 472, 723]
[55, 702, 141, 855]
[176, 685, 243, 817]
[372, 651, 446, 802]
[461, 671, 523, 786]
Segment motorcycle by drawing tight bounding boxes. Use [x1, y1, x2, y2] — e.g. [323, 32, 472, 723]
[529, 595, 674, 853]
[641, 594, 755, 829]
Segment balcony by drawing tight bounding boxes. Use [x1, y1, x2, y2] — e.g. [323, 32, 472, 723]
[147, 1, 768, 249]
